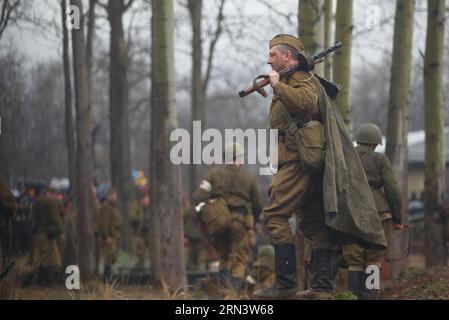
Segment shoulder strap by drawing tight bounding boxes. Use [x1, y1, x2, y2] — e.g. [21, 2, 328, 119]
[279, 102, 300, 135]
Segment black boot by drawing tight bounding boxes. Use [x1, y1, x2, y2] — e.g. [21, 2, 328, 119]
[296, 249, 333, 300]
[104, 264, 112, 284]
[347, 271, 364, 299]
[253, 244, 297, 299]
[360, 272, 379, 300]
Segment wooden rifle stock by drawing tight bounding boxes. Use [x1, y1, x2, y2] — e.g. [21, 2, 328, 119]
[239, 42, 343, 98]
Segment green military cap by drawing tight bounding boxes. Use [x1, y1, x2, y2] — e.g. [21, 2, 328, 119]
[270, 34, 305, 53]
[355, 123, 383, 145]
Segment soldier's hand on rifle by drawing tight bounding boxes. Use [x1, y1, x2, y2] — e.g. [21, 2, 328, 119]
[60, 233, 65, 241]
[268, 70, 280, 88]
[393, 223, 404, 230]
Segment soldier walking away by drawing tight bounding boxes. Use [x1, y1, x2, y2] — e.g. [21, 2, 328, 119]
[98, 188, 122, 284]
[193, 143, 264, 295]
[346, 123, 403, 299]
[24, 188, 64, 287]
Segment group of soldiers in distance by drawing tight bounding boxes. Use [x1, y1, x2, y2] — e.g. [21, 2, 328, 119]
[2, 177, 274, 295]
[3, 182, 150, 286]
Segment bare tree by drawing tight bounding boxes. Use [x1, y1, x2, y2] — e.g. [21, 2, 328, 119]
[70, 0, 95, 280]
[385, 0, 415, 279]
[0, 0, 20, 42]
[186, 0, 226, 198]
[333, 0, 353, 132]
[298, 0, 325, 75]
[60, 0, 76, 197]
[188, 0, 203, 200]
[106, 0, 135, 248]
[150, 0, 186, 290]
[424, 0, 447, 267]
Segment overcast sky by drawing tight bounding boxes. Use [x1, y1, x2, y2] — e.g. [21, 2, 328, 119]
[1, 0, 438, 98]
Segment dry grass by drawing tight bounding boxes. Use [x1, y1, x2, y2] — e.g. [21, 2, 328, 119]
[13, 281, 163, 300]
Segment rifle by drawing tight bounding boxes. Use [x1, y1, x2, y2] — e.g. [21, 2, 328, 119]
[238, 42, 343, 98]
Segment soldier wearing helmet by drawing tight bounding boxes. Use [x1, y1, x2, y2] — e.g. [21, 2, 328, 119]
[245, 245, 275, 294]
[343, 123, 403, 299]
[193, 143, 264, 294]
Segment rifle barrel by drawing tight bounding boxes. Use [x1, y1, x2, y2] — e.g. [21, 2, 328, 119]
[312, 42, 343, 62]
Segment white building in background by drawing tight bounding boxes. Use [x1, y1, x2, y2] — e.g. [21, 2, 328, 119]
[373, 128, 449, 198]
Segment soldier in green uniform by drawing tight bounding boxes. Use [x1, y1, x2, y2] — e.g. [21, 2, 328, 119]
[253, 34, 336, 300]
[345, 123, 403, 299]
[30, 188, 64, 286]
[193, 143, 264, 293]
[98, 188, 122, 283]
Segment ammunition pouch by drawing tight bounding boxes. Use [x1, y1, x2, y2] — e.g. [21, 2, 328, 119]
[197, 198, 232, 238]
[285, 118, 325, 172]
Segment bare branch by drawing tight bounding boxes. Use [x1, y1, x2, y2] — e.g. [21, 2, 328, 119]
[203, 0, 226, 96]
[0, 0, 21, 42]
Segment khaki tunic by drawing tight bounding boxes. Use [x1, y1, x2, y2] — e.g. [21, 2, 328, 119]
[264, 70, 333, 248]
[31, 196, 63, 269]
[356, 145, 403, 224]
[193, 165, 263, 279]
[98, 202, 122, 265]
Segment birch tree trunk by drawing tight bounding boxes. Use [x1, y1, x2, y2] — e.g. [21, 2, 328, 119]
[298, 0, 325, 75]
[424, 0, 447, 267]
[385, 0, 415, 279]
